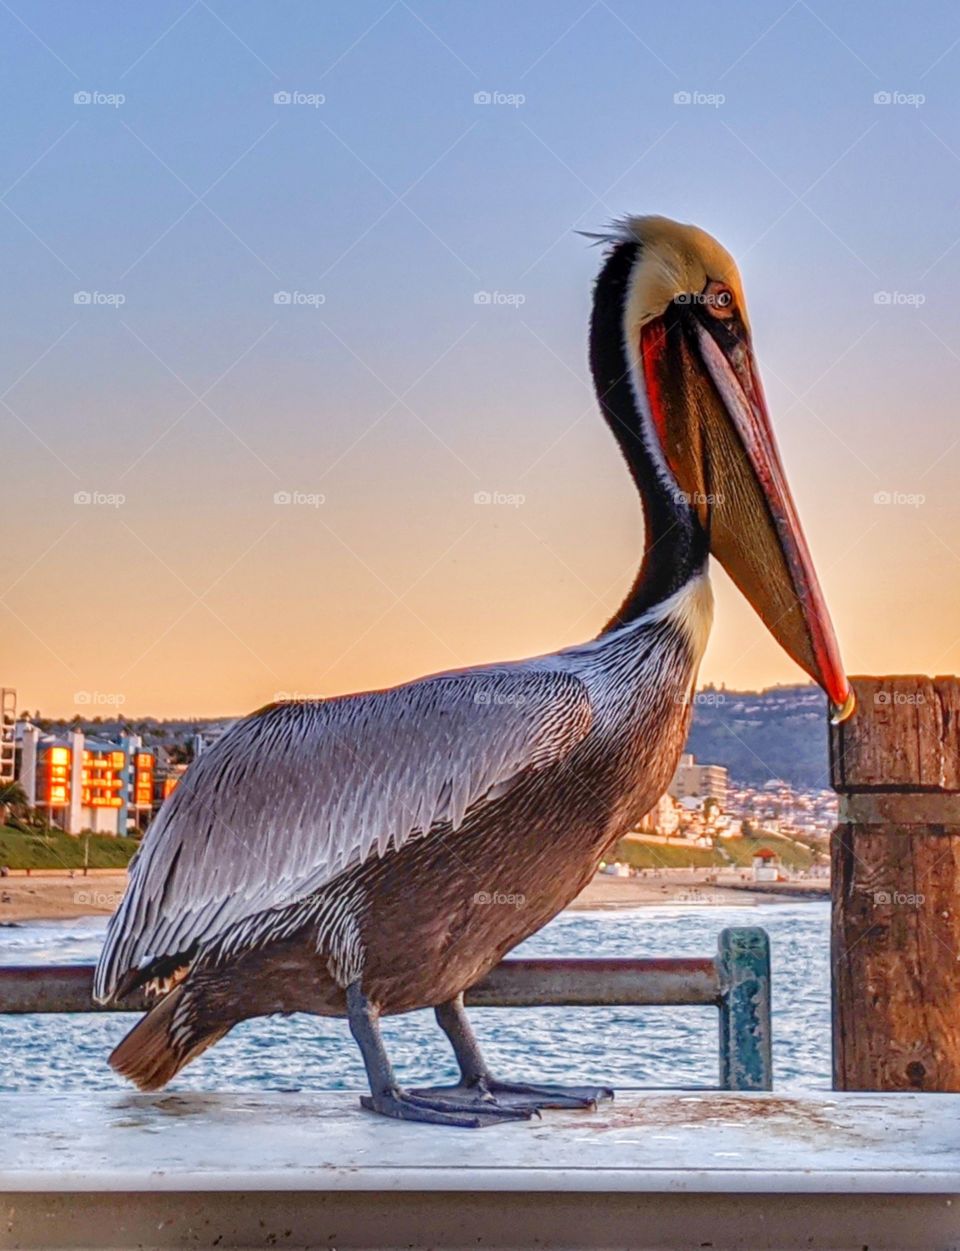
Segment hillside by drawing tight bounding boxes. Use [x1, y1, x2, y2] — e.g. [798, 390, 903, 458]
[614, 831, 820, 872]
[685, 684, 829, 788]
[28, 683, 832, 792]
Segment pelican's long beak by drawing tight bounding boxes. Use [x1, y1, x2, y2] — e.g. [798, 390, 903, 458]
[643, 307, 853, 721]
[697, 318, 852, 720]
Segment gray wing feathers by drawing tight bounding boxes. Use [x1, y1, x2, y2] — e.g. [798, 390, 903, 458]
[94, 668, 592, 1002]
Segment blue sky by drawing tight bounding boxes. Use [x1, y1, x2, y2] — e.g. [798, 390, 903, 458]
[4, 1, 960, 715]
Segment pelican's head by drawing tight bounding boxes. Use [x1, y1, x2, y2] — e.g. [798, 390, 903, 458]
[593, 215, 852, 720]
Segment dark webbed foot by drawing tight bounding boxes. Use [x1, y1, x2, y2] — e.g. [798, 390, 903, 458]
[346, 983, 612, 1130]
[424, 995, 614, 1113]
[412, 1077, 613, 1111]
[360, 1085, 533, 1128]
[483, 1079, 613, 1110]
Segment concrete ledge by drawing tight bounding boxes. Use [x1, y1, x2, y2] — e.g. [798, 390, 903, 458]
[9, 1190, 960, 1251]
[4, 1091, 960, 1249]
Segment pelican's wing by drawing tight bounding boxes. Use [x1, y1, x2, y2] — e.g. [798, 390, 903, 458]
[94, 667, 592, 1002]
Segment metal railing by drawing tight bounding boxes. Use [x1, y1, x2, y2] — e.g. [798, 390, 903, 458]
[0, 925, 772, 1091]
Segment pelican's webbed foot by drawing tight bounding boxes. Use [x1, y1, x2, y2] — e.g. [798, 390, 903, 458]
[346, 981, 533, 1129]
[361, 1086, 532, 1127]
[347, 983, 611, 1127]
[479, 1078, 612, 1109]
[419, 995, 615, 1113]
[411, 1076, 611, 1110]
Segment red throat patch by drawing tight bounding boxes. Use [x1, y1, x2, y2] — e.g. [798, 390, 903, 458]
[639, 319, 669, 449]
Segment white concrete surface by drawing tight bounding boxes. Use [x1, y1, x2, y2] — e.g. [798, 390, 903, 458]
[4, 1090, 960, 1249]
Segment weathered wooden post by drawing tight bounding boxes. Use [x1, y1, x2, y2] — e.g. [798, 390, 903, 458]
[830, 675, 960, 1089]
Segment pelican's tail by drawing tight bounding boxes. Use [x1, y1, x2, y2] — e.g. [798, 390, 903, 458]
[109, 985, 229, 1091]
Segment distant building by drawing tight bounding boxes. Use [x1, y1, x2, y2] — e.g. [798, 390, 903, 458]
[16, 722, 157, 835]
[193, 721, 234, 758]
[752, 848, 781, 882]
[637, 792, 681, 837]
[0, 688, 15, 783]
[668, 753, 728, 809]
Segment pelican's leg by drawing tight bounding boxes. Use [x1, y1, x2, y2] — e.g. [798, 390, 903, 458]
[346, 982, 530, 1127]
[413, 994, 614, 1111]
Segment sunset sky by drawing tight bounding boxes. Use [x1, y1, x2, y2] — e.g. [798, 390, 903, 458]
[3, 0, 960, 718]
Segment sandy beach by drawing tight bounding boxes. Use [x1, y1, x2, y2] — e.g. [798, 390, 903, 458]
[567, 873, 827, 910]
[0, 867, 826, 925]
[0, 871, 128, 924]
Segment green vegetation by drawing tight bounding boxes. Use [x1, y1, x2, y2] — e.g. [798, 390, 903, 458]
[613, 830, 819, 872]
[0, 826, 139, 871]
[612, 839, 718, 870]
[725, 833, 817, 872]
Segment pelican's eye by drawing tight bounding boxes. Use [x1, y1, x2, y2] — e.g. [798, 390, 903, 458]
[704, 281, 735, 318]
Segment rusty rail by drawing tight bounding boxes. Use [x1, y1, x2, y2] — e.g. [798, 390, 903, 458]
[469, 955, 719, 1008]
[0, 926, 772, 1090]
[0, 955, 719, 1014]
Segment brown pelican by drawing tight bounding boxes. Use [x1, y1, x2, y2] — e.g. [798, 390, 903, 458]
[95, 216, 852, 1126]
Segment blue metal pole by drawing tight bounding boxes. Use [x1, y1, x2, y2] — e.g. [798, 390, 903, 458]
[717, 927, 773, 1091]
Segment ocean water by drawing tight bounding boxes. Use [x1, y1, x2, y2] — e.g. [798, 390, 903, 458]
[0, 902, 830, 1093]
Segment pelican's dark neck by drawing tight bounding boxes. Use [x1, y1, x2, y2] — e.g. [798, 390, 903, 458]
[589, 240, 707, 631]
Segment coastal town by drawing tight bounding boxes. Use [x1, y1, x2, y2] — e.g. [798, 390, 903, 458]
[0, 682, 834, 921]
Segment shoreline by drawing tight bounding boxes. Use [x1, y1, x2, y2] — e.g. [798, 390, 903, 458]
[569, 874, 827, 911]
[0, 869, 827, 926]
[0, 872, 127, 925]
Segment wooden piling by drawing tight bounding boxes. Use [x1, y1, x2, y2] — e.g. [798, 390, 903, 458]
[830, 675, 960, 1090]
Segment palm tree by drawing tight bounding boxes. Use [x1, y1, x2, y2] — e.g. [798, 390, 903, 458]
[0, 780, 31, 828]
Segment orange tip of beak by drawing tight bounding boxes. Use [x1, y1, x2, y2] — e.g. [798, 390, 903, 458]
[829, 688, 856, 725]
